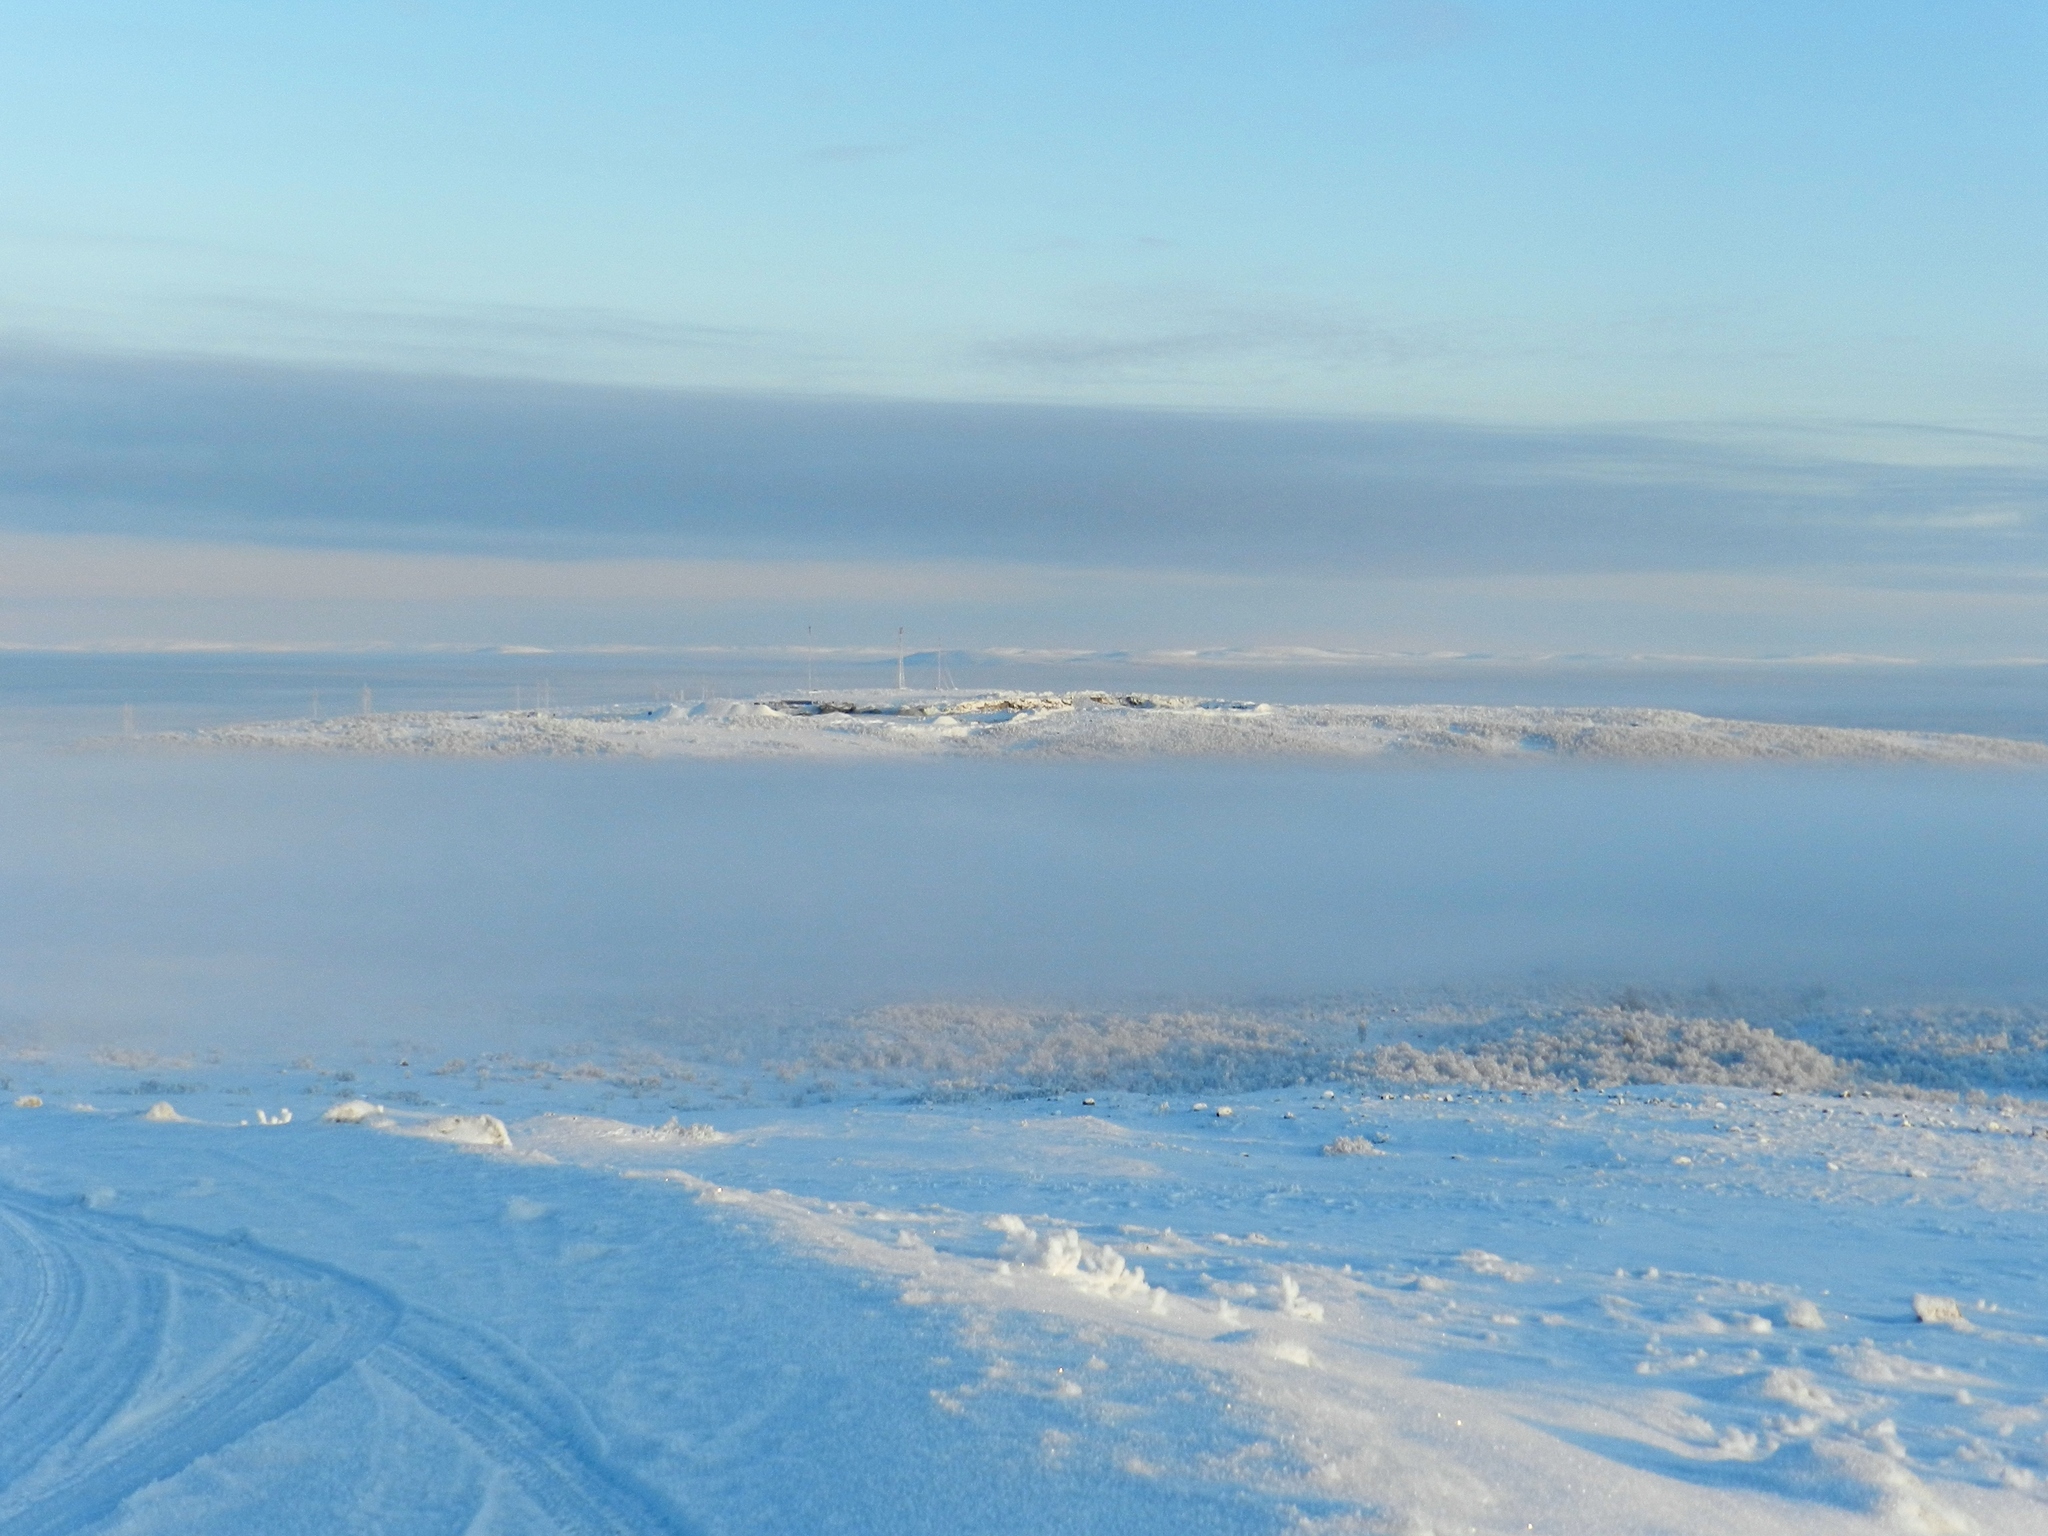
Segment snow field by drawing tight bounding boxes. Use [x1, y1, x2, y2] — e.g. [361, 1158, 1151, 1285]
[10, 1052, 2048, 1533]
[173, 691, 2048, 765]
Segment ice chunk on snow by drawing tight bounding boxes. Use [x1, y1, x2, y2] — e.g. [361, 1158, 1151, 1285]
[322, 1099, 387, 1124]
[1912, 1293, 1967, 1327]
[424, 1114, 513, 1149]
[140, 1101, 187, 1122]
[255, 1107, 291, 1125]
[990, 1214, 1151, 1300]
[1784, 1298, 1826, 1330]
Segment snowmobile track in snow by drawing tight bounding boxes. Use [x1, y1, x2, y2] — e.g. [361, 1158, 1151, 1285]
[0, 1184, 696, 1534]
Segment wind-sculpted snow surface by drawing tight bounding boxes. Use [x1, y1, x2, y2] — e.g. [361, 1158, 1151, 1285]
[175, 691, 2048, 764]
[11, 1050, 2048, 1532]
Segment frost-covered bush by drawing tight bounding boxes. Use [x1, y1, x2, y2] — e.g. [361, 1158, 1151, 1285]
[1789, 1006, 2048, 1091]
[621, 993, 2048, 1102]
[1361, 1009, 1847, 1093]
[737, 1001, 1849, 1098]
[784, 1003, 1359, 1097]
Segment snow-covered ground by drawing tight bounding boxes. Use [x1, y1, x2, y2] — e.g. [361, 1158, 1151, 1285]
[6, 1031, 2048, 1535]
[178, 691, 2048, 764]
[10, 669, 2048, 1532]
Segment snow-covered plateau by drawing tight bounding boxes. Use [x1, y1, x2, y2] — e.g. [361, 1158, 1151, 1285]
[176, 691, 2048, 764]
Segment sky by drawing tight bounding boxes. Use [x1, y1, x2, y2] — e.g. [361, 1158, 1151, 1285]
[2, 2, 2045, 657]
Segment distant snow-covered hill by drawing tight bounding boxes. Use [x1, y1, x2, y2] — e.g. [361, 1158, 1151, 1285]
[172, 690, 2048, 764]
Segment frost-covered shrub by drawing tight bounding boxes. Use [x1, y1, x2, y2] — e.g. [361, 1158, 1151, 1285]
[1790, 1006, 2048, 1091]
[1361, 1009, 1846, 1093]
[621, 994, 2048, 1102]
[735, 1001, 1850, 1098]
[786, 1003, 1358, 1097]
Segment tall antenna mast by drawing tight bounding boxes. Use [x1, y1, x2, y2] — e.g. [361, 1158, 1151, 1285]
[896, 627, 906, 691]
[806, 625, 814, 691]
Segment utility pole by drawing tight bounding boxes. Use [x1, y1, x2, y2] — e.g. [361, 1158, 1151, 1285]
[896, 628, 906, 691]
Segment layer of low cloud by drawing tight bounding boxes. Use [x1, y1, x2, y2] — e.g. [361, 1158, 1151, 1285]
[3, 345, 2043, 581]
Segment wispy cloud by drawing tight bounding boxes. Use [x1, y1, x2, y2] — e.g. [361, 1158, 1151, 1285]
[976, 292, 1450, 374]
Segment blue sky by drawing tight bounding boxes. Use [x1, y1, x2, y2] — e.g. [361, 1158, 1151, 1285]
[8, 0, 2044, 422]
[2, 3, 2045, 654]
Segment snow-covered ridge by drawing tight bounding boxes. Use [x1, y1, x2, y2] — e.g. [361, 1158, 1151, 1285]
[170, 690, 2048, 764]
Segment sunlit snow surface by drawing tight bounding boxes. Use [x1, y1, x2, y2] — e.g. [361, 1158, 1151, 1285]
[5, 1062, 2048, 1535]
[183, 690, 2048, 763]
[11, 672, 2048, 1533]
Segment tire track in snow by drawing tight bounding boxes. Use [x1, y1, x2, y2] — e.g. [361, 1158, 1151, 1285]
[0, 1186, 696, 1534]
[0, 1201, 169, 1489]
[371, 1316, 692, 1535]
[0, 1186, 397, 1535]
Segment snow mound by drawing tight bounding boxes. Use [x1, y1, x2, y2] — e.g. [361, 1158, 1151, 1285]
[322, 1099, 388, 1124]
[627, 1117, 723, 1146]
[1322, 1136, 1383, 1157]
[139, 1101, 187, 1122]
[1459, 1249, 1537, 1282]
[515, 1114, 725, 1158]
[422, 1113, 512, 1148]
[13, 1095, 41, 1109]
[991, 1214, 1153, 1301]
[1784, 1299, 1827, 1330]
[171, 691, 2048, 765]
[1912, 1294, 1967, 1327]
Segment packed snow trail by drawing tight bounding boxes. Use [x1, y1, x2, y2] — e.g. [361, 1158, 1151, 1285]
[0, 1184, 696, 1535]
[173, 691, 2048, 764]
